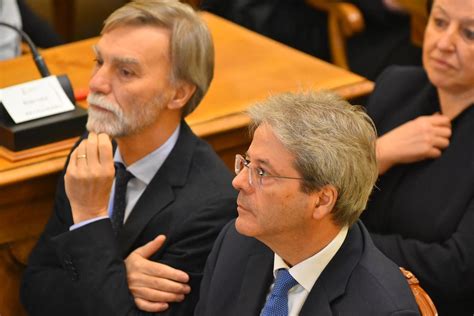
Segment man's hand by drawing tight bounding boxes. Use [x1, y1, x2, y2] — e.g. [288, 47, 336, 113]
[65, 133, 115, 223]
[125, 235, 191, 312]
[376, 113, 451, 174]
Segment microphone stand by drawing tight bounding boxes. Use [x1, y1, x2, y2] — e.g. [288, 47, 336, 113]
[0, 22, 50, 77]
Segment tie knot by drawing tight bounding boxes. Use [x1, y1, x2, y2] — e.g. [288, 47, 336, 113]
[272, 269, 298, 297]
[261, 269, 298, 316]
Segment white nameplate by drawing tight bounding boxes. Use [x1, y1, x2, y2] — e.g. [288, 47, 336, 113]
[0, 76, 75, 124]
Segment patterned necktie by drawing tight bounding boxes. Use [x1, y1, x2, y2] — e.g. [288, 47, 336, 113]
[261, 269, 298, 316]
[111, 162, 134, 234]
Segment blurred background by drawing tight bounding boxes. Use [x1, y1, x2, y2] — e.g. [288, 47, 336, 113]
[24, 0, 129, 42]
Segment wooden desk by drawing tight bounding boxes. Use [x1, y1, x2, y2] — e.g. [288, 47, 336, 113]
[0, 12, 373, 316]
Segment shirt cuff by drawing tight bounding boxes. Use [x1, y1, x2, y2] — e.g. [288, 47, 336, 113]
[69, 216, 109, 231]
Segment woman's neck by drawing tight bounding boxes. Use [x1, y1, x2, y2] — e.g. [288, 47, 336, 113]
[438, 88, 474, 119]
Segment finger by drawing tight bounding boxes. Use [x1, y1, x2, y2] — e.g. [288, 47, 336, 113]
[427, 147, 442, 159]
[134, 297, 169, 313]
[97, 133, 113, 166]
[134, 235, 167, 259]
[130, 274, 191, 294]
[131, 286, 186, 302]
[86, 133, 99, 168]
[65, 148, 79, 191]
[127, 253, 189, 283]
[68, 147, 80, 173]
[432, 136, 450, 150]
[76, 140, 88, 168]
[143, 261, 189, 283]
[429, 114, 451, 127]
[434, 126, 452, 138]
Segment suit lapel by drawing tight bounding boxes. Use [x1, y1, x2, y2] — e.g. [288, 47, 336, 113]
[300, 287, 333, 316]
[300, 222, 364, 316]
[234, 246, 274, 316]
[116, 122, 198, 256]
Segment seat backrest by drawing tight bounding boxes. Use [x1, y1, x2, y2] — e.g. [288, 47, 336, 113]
[305, 0, 428, 69]
[399, 267, 438, 316]
[396, 0, 429, 46]
[306, 0, 364, 69]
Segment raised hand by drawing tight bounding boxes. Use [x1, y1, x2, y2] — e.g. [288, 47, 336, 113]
[65, 133, 115, 223]
[376, 113, 452, 174]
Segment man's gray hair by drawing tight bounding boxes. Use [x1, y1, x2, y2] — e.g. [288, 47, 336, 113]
[103, 0, 214, 117]
[247, 91, 378, 227]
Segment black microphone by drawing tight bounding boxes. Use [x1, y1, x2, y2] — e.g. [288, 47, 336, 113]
[0, 22, 50, 77]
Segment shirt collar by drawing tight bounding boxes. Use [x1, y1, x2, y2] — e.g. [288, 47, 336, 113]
[273, 225, 348, 292]
[114, 123, 180, 185]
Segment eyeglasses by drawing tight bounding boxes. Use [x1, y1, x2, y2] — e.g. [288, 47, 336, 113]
[234, 154, 304, 187]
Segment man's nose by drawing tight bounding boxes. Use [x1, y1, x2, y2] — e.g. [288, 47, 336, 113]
[89, 65, 112, 95]
[232, 167, 253, 192]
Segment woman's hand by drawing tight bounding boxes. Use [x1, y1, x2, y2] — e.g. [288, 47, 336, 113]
[376, 113, 452, 174]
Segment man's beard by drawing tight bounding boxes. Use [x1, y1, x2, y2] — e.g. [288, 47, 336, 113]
[86, 92, 164, 138]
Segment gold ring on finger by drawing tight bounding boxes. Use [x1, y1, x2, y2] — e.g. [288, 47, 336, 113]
[77, 154, 87, 160]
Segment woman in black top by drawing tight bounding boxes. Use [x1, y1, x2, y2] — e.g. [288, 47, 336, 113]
[362, 0, 474, 314]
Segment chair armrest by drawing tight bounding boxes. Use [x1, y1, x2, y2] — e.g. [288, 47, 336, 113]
[399, 267, 438, 316]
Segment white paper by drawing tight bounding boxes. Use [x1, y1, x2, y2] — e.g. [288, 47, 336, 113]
[0, 76, 75, 124]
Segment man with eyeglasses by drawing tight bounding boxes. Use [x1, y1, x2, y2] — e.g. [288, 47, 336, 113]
[194, 91, 420, 316]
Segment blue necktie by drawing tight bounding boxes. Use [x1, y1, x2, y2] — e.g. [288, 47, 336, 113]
[261, 269, 298, 316]
[111, 162, 134, 234]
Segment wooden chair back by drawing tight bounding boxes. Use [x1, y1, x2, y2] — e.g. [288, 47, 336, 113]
[305, 0, 429, 69]
[400, 267, 438, 316]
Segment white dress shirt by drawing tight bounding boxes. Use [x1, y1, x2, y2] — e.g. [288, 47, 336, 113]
[263, 226, 349, 316]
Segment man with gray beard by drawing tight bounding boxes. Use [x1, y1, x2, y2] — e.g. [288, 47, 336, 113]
[20, 1, 236, 315]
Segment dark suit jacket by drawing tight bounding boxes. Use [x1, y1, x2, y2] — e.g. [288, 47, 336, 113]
[21, 122, 237, 316]
[195, 220, 420, 316]
[361, 66, 474, 315]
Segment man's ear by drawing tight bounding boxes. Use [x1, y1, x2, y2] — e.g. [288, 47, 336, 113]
[312, 185, 338, 220]
[167, 81, 197, 110]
